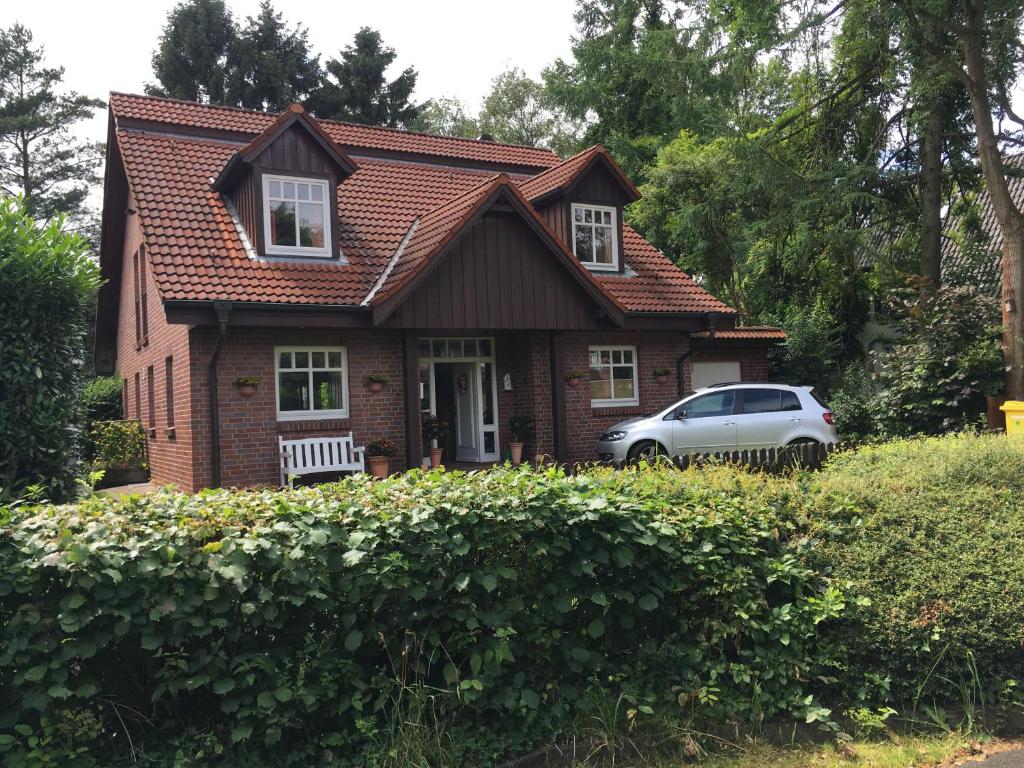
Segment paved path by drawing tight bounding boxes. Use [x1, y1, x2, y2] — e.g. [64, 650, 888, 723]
[97, 482, 158, 499]
[977, 752, 1024, 766]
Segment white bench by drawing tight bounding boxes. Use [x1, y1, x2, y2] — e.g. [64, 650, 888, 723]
[279, 434, 365, 487]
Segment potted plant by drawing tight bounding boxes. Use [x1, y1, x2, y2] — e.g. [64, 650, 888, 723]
[565, 370, 584, 388]
[366, 438, 398, 479]
[422, 416, 449, 467]
[234, 376, 259, 398]
[653, 367, 671, 384]
[364, 374, 388, 393]
[508, 415, 535, 466]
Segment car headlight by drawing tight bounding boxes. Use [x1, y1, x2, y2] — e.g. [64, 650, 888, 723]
[601, 430, 628, 442]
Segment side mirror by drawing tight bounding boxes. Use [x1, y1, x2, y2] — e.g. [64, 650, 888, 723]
[676, 410, 688, 420]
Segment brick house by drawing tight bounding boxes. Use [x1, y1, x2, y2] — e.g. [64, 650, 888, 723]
[94, 93, 782, 492]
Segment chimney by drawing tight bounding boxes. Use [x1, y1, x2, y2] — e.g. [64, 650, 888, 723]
[478, 132, 496, 143]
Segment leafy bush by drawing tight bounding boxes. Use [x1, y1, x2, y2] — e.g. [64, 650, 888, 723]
[810, 433, 1024, 705]
[871, 284, 1003, 436]
[90, 420, 148, 471]
[767, 306, 843, 395]
[827, 363, 878, 440]
[0, 465, 844, 765]
[0, 199, 101, 502]
[81, 376, 123, 423]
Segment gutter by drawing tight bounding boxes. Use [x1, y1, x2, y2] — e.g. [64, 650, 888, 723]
[676, 312, 720, 397]
[208, 300, 233, 488]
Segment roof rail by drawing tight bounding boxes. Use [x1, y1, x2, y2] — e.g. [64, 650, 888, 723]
[706, 381, 743, 388]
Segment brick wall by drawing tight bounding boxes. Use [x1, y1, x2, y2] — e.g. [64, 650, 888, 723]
[187, 327, 407, 490]
[113, 194, 194, 488]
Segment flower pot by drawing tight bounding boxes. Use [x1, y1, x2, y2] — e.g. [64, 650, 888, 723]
[430, 447, 444, 468]
[368, 381, 384, 393]
[534, 452, 544, 466]
[368, 456, 390, 479]
[655, 374, 669, 385]
[510, 441, 524, 465]
[566, 377, 582, 388]
[238, 384, 257, 398]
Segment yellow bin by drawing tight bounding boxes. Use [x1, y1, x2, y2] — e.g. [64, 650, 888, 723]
[1000, 400, 1024, 435]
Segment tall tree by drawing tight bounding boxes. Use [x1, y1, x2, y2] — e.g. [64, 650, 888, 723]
[0, 23, 103, 227]
[408, 96, 479, 138]
[147, 0, 236, 103]
[310, 27, 418, 127]
[224, 1, 321, 111]
[478, 68, 581, 153]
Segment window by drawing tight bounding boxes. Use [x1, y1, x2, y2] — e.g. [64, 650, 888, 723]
[589, 345, 638, 407]
[165, 356, 175, 429]
[572, 203, 618, 271]
[134, 372, 141, 421]
[275, 347, 349, 420]
[679, 390, 735, 419]
[132, 247, 149, 348]
[263, 175, 331, 257]
[139, 246, 149, 345]
[122, 378, 128, 417]
[739, 388, 803, 415]
[146, 365, 156, 433]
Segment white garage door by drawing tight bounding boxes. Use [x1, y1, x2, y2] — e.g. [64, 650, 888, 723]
[692, 361, 741, 390]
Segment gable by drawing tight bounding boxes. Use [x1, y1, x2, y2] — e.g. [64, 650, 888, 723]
[384, 210, 613, 330]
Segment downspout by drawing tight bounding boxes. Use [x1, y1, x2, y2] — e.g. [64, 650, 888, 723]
[676, 312, 720, 397]
[208, 300, 233, 488]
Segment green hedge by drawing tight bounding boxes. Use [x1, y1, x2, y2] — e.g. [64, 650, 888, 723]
[0, 465, 843, 766]
[90, 419, 148, 471]
[810, 433, 1024, 705]
[0, 198, 101, 503]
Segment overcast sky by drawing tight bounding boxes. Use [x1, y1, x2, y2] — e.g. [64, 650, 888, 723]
[3, 0, 579, 144]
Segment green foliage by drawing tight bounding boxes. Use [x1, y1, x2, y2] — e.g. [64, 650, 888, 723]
[366, 438, 398, 458]
[310, 28, 418, 127]
[407, 96, 479, 139]
[363, 374, 387, 386]
[81, 376, 123, 424]
[508, 415, 536, 443]
[233, 376, 259, 387]
[766, 307, 844, 395]
[872, 284, 1003, 436]
[0, 465, 844, 764]
[90, 420, 148, 471]
[827, 363, 878, 440]
[478, 68, 581, 153]
[810, 433, 1024, 705]
[146, 0, 235, 103]
[421, 417, 448, 444]
[0, 198, 101, 503]
[0, 23, 105, 226]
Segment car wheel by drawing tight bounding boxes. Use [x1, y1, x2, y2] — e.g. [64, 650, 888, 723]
[783, 438, 822, 469]
[786, 438, 820, 447]
[627, 440, 669, 463]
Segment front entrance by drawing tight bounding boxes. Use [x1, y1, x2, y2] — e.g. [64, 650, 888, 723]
[419, 337, 499, 463]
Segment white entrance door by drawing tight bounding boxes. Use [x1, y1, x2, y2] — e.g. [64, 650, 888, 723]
[691, 360, 741, 390]
[453, 362, 481, 461]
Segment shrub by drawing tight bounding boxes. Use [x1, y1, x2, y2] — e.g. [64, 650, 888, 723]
[90, 420, 148, 471]
[81, 376, 123, 423]
[0, 199, 101, 502]
[827, 363, 878, 440]
[0, 465, 843, 765]
[810, 433, 1024, 705]
[767, 306, 843, 395]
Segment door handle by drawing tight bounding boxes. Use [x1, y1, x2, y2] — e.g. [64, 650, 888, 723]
[722, 421, 735, 426]
[788, 417, 802, 422]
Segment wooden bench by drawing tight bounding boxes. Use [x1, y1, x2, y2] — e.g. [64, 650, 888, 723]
[279, 434, 365, 487]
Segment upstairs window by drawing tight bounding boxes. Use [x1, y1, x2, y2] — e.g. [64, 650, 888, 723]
[262, 175, 331, 257]
[572, 203, 618, 271]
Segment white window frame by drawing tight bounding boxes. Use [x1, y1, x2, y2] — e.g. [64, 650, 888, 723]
[275, 346, 349, 421]
[262, 174, 332, 258]
[588, 344, 639, 408]
[571, 203, 619, 272]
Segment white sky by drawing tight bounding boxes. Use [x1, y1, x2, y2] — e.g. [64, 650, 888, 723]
[3, 0, 579, 145]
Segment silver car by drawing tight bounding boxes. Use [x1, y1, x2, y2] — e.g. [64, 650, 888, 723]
[597, 383, 838, 462]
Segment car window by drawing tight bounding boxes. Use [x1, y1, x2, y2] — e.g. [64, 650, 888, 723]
[679, 391, 735, 419]
[781, 391, 802, 411]
[739, 388, 782, 414]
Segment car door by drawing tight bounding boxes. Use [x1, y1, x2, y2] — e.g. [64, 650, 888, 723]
[735, 388, 799, 449]
[670, 390, 738, 455]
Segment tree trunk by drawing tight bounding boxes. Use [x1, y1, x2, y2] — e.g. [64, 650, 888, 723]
[961, 0, 1024, 398]
[919, 102, 944, 292]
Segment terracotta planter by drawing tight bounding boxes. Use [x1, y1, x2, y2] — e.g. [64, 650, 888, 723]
[368, 381, 384, 393]
[534, 452, 544, 466]
[430, 447, 444, 468]
[368, 456, 390, 479]
[510, 441, 524, 465]
[655, 374, 669, 385]
[566, 377, 582, 388]
[238, 384, 257, 398]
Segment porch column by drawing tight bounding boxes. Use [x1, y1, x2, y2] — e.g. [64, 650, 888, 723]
[402, 332, 422, 469]
[549, 331, 568, 461]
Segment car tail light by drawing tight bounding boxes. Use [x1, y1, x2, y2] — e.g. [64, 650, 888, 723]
[822, 412, 835, 425]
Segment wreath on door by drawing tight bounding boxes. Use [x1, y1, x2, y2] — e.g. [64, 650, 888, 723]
[456, 373, 469, 395]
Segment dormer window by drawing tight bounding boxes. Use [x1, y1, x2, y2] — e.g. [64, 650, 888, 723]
[263, 175, 331, 257]
[572, 203, 618, 271]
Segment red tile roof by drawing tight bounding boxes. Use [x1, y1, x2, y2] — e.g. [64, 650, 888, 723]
[518, 144, 639, 202]
[690, 326, 786, 340]
[109, 93, 737, 317]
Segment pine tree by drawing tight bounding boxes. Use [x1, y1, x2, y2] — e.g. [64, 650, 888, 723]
[310, 28, 418, 127]
[224, 0, 321, 112]
[146, 0, 236, 103]
[0, 23, 103, 226]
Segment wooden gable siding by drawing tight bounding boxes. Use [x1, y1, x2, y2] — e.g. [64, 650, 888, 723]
[229, 126, 342, 258]
[385, 211, 605, 329]
[537, 162, 629, 275]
